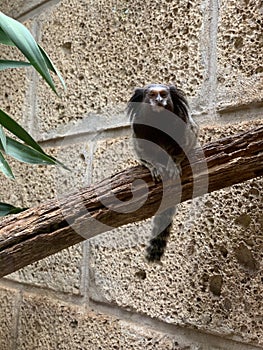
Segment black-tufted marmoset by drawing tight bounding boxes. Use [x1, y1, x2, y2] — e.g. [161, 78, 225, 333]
[127, 84, 198, 262]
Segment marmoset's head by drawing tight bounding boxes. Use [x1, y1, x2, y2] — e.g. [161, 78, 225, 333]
[143, 84, 173, 112]
[127, 83, 189, 123]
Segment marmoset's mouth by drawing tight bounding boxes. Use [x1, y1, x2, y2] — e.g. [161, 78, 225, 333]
[152, 105, 164, 112]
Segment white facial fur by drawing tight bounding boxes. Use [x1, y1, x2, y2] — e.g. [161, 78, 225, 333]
[146, 86, 169, 111]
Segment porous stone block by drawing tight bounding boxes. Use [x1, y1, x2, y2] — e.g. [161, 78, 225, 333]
[0, 285, 20, 350]
[34, 0, 204, 133]
[7, 244, 83, 295]
[18, 292, 260, 350]
[217, 0, 263, 110]
[1, 38, 32, 129]
[0, 1, 46, 18]
[92, 136, 137, 182]
[89, 120, 263, 346]
[0, 142, 88, 208]
[17, 293, 187, 349]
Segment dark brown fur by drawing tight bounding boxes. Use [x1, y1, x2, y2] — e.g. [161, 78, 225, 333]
[128, 84, 198, 262]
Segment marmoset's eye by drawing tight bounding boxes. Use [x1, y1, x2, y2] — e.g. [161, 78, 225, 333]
[160, 91, 168, 98]
[148, 91, 156, 98]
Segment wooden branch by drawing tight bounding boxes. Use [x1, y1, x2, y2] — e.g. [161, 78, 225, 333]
[0, 126, 262, 278]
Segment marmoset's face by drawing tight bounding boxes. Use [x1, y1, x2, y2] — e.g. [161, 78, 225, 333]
[144, 85, 172, 112]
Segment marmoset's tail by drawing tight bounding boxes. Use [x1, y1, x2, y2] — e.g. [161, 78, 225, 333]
[145, 206, 176, 262]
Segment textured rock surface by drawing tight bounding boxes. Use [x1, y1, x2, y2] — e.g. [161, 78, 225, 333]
[0, 142, 88, 207]
[33, 0, 204, 133]
[1, 0, 47, 18]
[0, 0, 262, 349]
[217, 0, 263, 110]
[1, 36, 32, 128]
[16, 292, 261, 350]
[0, 286, 19, 350]
[7, 244, 83, 295]
[16, 293, 184, 350]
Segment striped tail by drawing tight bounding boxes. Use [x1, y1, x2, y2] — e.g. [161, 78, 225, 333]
[145, 206, 176, 262]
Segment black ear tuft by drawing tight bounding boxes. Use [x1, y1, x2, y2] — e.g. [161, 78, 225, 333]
[129, 88, 145, 103]
[127, 88, 145, 121]
[169, 85, 189, 121]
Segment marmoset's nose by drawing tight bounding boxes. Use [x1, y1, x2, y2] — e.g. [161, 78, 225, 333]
[156, 94, 162, 102]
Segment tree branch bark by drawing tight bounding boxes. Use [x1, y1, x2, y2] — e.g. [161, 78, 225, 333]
[0, 126, 262, 278]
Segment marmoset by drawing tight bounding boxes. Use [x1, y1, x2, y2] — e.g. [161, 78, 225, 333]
[127, 84, 198, 262]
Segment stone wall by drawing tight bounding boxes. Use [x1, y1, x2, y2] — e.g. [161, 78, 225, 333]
[0, 0, 262, 349]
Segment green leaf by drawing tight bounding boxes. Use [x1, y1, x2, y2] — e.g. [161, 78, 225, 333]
[0, 27, 15, 45]
[39, 46, 66, 90]
[0, 22, 65, 90]
[0, 110, 69, 170]
[0, 126, 7, 151]
[0, 150, 15, 179]
[0, 11, 56, 93]
[5, 136, 59, 165]
[0, 202, 26, 216]
[0, 59, 31, 70]
[0, 109, 45, 152]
